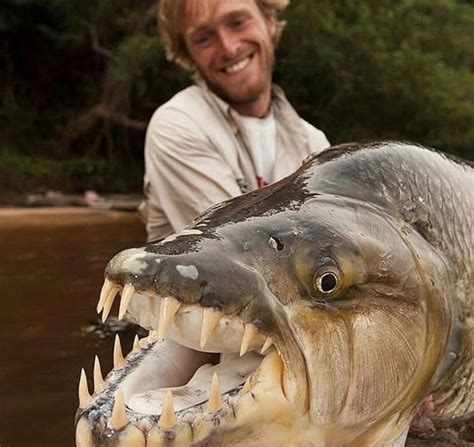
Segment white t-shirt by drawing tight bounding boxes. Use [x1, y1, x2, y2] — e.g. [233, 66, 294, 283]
[239, 109, 277, 186]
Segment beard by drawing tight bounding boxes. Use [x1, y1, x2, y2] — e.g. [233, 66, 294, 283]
[199, 45, 274, 109]
[207, 76, 268, 106]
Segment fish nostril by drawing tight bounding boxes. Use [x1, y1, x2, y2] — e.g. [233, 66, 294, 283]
[268, 236, 284, 252]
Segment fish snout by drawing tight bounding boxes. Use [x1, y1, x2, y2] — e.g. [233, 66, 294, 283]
[104, 244, 273, 324]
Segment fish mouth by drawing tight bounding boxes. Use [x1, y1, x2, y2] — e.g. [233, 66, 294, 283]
[75, 278, 302, 446]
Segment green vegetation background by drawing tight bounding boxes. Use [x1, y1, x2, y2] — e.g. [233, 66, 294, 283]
[1, 0, 473, 194]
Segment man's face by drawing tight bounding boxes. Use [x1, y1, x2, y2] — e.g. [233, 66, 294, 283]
[182, 0, 276, 116]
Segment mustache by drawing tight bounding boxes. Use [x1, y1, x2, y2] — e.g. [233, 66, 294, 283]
[216, 45, 257, 69]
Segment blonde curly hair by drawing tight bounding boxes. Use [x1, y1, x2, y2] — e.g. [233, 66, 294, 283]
[158, 0, 289, 69]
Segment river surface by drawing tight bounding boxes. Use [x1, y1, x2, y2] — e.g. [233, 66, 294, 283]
[0, 208, 145, 447]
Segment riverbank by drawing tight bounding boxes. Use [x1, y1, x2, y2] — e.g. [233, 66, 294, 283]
[0, 206, 144, 229]
[0, 191, 142, 211]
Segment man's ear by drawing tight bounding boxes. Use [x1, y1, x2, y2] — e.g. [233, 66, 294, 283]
[266, 16, 277, 39]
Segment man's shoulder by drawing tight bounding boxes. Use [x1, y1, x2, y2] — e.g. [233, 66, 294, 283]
[154, 86, 208, 117]
[271, 85, 330, 154]
[301, 119, 331, 152]
[149, 85, 224, 132]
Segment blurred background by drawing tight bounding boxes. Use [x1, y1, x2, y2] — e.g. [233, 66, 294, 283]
[1, 0, 473, 200]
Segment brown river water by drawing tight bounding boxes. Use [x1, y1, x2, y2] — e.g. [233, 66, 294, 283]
[0, 208, 145, 447]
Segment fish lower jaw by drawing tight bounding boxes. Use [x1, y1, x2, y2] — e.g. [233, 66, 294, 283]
[76, 343, 294, 446]
[76, 280, 304, 446]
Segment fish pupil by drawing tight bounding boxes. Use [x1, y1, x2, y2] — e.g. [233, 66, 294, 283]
[320, 273, 337, 292]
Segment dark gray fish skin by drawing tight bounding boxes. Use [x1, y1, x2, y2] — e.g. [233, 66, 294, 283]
[108, 141, 473, 320]
[101, 141, 473, 444]
[306, 142, 473, 293]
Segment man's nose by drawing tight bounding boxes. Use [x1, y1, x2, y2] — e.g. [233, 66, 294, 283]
[217, 29, 241, 57]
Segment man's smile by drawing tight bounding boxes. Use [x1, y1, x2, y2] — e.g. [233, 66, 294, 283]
[221, 53, 254, 75]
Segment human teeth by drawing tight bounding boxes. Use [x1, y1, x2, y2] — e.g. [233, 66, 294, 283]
[113, 335, 125, 369]
[207, 373, 223, 412]
[261, 337, 273, 354]
[78, 368, 91, 409]
[118, 284, 135, 320]
[159, 390, 177, 429]
[240, 323, 258, 357]
[200, 308, 222, 348]
[132, 334, 141, 353]
[93, 355, 106, 394]
[97, 278, 119, 313]
[157, 297, 181, 342]
[225, 56, 250, 74]
[110, 388, 128, 430]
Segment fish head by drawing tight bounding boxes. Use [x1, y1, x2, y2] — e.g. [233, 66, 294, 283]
[76, 169, 453, 446]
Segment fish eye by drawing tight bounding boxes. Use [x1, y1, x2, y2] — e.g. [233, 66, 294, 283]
[313, 266, 340, 295]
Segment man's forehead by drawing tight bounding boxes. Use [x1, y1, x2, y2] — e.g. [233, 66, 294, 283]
[182, 0, 259, 33]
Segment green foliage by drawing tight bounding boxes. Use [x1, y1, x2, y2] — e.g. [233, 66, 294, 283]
[1, 0, 473, 194]
[277, 0, 474, 159]
[0, 147, 142, 193]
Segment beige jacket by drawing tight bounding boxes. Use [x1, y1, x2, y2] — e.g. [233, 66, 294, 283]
[140, 84, 330, 242]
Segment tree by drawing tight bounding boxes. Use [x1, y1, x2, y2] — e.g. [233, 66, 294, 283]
[1, 0, 473, 194]
[277, 0, 474, 159]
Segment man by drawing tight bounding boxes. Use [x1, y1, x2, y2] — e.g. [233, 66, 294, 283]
[140, 0, 330, 242]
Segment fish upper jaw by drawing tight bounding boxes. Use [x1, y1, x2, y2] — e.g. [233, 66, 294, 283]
[76, 247, 310, 446]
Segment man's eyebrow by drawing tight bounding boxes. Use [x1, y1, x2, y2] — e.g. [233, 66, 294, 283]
[186, 9, 251, 36]
[186, 24, 211, 37]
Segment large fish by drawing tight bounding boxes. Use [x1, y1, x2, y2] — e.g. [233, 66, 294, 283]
[75, 142, 473, 446]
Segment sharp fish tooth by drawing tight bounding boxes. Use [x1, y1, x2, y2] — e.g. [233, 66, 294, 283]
[159, 390, 177, 429]
[101, 287, 119, 322]
[240, 323, 258, 357]
[76, 417, 94, 446]
[157, 297, 181, 342]
[132, 334, 141, 353]
[98, 279, 119, 314]
[93, 355, 106, 393]
[113, 335, 125, 369]
[200, 308, 222, 348]
[258, 350, 283, 388]
[207, 373, 223, 412]
[97, 278, 114, 313]
[118, 284, 135, 320]
[261, 337, 274, 355]
[241, 376, 252, 394]
[78, 368, 91, 408]
[110, 388, 129, 430]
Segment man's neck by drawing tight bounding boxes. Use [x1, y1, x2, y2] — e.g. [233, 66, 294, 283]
[231, 88, 272, 118]
[194, 74, 273, 118]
